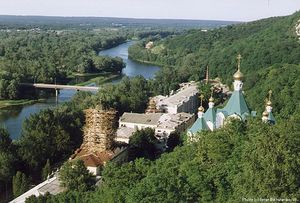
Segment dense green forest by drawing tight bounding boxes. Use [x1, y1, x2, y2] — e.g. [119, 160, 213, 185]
[0, 29, 128, 99]
[1, 12, 300, 203]
[129, 11, 300, 85]
[25, 119, 300, 202]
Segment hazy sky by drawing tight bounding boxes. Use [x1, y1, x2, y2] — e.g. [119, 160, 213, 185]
[0, 0, 300, 21]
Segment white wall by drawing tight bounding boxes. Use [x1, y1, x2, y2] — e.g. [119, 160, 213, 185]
[119, 122, 156, 130]
[87, 166, 98, 176]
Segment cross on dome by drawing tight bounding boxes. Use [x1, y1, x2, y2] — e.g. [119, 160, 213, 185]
[237, 54, 242, 71]
[233, 54, 244, 81]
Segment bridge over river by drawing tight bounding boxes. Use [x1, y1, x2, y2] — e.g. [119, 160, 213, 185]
[2, 41, 161, 140]
[20, 83, 100, 92]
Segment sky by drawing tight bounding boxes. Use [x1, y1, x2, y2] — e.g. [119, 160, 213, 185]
[0, 0, 300, 21]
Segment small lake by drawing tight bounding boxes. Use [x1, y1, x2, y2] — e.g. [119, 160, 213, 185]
[0, 41, 161, 139]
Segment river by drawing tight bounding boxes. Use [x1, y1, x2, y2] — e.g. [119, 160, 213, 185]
[0, 41, 160, 139]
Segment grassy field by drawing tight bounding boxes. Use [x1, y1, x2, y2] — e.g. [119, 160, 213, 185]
[0, 99, 38, 109]
[73, 73, 122, 86]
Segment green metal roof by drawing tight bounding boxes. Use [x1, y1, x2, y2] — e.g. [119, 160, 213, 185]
[188, 117, 209, 134]
[204, 108, 216, 126]
[220, 90, 250, 119]
[268, 112, 276, 124]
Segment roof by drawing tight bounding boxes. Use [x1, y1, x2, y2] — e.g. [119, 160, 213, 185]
[156, 83, 198, 106]
[72, 149, 114, 168]
[119, 113, 163, 125]
[204, 108, 216, 125]
[157, 112, 194, 130]
[116, 127, 136, 139]
[188, 117, 209, 134]
[10, 176, 64, 203]
[38, 177, 63, 195]
[219, 90, 250, 119]
[79, 154, 103, 167]
[268, 112, 276, 124]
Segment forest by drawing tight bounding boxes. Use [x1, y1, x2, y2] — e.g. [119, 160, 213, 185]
[24, 119, 300, 202]
[129, 11, 300, 85]
[1, 11, 300, 203]
[0, 29, 128, 100]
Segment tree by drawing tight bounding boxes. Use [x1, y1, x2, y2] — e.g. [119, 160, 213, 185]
[166, 131, 182, 152]
[41, 159, 51, 181]
[59, 160, 94, 192]
[0, 152, 14, 185]
[0, 128, 15, 198]
[129, 128, 157, 160]
[13, 171, 29, 198]
[0, 128, 11, 152]
[18, 106, 84, 174]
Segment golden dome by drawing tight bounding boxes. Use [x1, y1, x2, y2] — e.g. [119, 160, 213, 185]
[234, 54, 244, 80]
[209, 97, 214, 102]
[198, 106, 204, 112]
[266, 100, 272, 106]
[262, 111, 268, 117]
[233, 70, 244, 81]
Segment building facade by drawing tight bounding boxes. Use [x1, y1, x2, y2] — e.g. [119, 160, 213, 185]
[115, 112, 195, 144]
[152, 81, 199, 114]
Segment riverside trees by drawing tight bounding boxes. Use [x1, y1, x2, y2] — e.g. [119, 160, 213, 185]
[0, 94, 87, 200]
[0, 29, 127, 100]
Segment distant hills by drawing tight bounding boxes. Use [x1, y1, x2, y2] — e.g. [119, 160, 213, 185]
[0, 15, 238, 29]
[128, 11, 300, 118]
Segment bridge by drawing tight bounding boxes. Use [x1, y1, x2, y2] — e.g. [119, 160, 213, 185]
[20, 83, 100, 92]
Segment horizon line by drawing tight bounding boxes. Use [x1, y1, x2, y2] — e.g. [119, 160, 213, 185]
[0, 14, 250, 23]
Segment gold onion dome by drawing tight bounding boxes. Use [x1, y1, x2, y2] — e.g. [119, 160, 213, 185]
[234, 54, 244, 81]
[209, 97, 214, 102]
[198, 106, 205, 112]
[233, 69, 244, 81]
[262, 111, 269, 117]
[266, 100, 272, 106]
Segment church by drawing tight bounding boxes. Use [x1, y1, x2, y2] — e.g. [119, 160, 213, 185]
[188, 54, 275, 139]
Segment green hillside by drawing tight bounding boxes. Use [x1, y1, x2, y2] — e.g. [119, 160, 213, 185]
[26, 119, 300, 203]
[129, 11, 300, 80]
[129, 11, 300, 119]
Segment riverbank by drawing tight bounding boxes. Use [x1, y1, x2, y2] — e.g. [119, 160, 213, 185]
[69, 72, 122, 86]
[128, 57, 175, 68]
[1, 40, 161, 139]
[0, 99, 45, 109]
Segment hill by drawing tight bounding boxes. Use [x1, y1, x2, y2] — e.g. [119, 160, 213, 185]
[129, 11, 300, 119]
[129, 11, 300, 80]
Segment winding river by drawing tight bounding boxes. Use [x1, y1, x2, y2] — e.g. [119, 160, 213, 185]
[0, 41, 160, 139]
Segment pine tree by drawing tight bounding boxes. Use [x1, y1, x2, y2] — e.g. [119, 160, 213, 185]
[12, 171, 29, 197]
[42, 159, 51, 180]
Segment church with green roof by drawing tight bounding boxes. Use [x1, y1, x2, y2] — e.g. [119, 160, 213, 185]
[188, 54, 275, 140]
